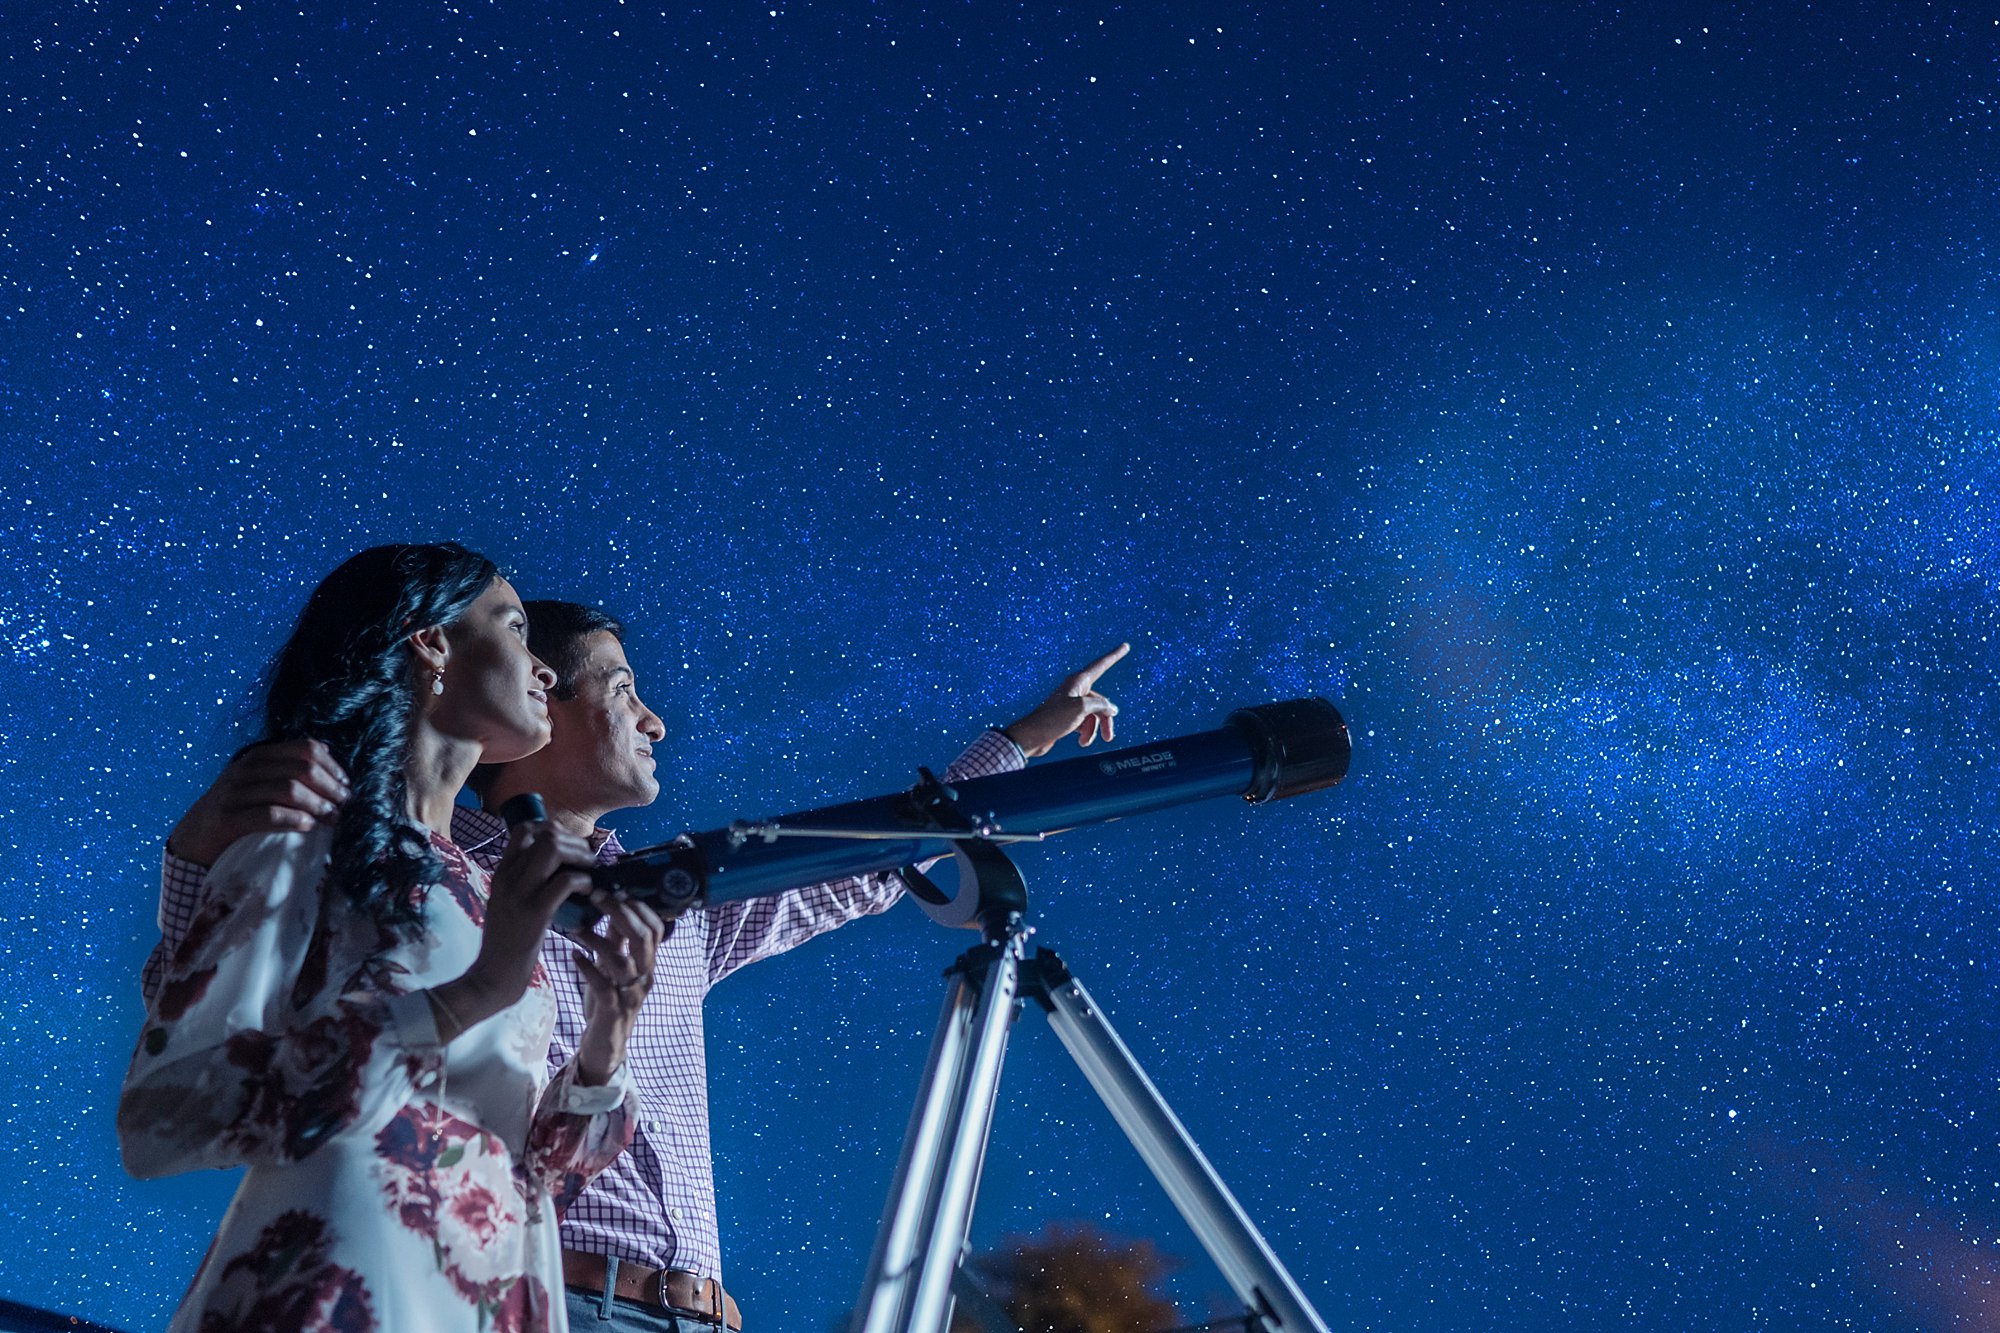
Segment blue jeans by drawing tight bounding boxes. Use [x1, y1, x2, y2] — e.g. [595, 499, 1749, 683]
[564, 1258, 725, 1333]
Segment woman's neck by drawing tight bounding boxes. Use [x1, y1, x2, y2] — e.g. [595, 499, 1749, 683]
[404, 718, 483, 836]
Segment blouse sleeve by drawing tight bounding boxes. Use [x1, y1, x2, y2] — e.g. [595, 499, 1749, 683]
[531, 1054, 638, 1217]
[117, 828, 448, 1180]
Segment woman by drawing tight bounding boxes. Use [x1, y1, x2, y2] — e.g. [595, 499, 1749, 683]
[119, 544, 663, 1333]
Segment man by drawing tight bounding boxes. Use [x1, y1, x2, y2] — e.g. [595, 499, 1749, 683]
[150, 604, 1128, 1332]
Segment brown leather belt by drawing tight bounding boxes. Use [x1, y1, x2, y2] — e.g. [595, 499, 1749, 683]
[561, 1249, 743, 1330]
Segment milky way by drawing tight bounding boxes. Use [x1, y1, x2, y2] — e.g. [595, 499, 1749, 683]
[4, 4, 1998, 1329]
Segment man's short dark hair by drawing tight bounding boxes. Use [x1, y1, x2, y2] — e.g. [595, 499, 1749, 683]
[466, 600, 626, 793]
[521, 600, 626, 701]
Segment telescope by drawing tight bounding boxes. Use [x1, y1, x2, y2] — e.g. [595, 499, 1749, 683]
[509, 696, 1353, 1333]
[575, 696, 1348, 924]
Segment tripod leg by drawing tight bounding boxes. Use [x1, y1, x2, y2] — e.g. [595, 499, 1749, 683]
[1034, 960, 1333, 1333]
[852, 938, 1023, 1333]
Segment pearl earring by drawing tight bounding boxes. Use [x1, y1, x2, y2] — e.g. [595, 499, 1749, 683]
[432, 670, 445, 696]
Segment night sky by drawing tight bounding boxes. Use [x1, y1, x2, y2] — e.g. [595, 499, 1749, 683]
[5, 2, 2000, 1329]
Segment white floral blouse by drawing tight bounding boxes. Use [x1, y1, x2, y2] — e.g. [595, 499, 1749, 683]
[119, 824, 637, 1333]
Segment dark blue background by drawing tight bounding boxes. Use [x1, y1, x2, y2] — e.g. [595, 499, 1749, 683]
[5, 2, 1998, 1328]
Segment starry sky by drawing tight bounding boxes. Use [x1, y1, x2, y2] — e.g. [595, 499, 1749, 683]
[4, 2, 1999, 1329]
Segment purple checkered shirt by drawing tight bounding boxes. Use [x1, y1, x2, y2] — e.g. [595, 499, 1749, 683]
[143, 729, 1024, 1284]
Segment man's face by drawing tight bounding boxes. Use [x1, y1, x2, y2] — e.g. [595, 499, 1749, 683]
[542, 631, 666, 815]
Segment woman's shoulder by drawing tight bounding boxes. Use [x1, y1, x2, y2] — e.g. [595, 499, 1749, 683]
[205, 824, 338, 901]
[168, 827, 339, 971]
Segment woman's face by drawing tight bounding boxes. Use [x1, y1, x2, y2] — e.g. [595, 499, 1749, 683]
[430, 577, 557, 764]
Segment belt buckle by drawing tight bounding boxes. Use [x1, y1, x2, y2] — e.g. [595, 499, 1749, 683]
[645, 1266, 676, 1315]
[668, 1273, 724, 1327]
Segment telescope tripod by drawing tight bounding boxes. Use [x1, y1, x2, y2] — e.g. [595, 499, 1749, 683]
[850, 844, 1332, 1333]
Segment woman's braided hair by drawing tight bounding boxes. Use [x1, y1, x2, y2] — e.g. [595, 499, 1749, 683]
[262, 543, 498, 925]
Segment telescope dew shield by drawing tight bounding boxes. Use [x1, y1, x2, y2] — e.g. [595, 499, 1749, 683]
[593, 697, 1351, 910]
[1230, 697, 1352, 801]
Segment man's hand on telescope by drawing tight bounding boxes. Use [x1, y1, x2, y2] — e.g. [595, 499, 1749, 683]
[168, 739, 352, 866]
[1001, 643, 1131, 759]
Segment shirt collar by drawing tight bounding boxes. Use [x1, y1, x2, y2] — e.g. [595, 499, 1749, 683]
[449, 804, 628, 866]
[451, 805, 508, 862]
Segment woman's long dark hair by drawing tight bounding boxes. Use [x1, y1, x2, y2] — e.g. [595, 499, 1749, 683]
[263, 543, 498, 923]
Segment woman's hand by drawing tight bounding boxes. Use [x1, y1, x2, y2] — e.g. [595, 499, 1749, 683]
[430, 821, 594, 1040]
[572, 892, 665, 1085]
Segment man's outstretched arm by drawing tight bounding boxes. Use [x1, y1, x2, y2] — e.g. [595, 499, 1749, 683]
[701, 644, 1134, 984]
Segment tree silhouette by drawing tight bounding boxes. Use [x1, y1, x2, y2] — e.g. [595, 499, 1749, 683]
[949, 1221, 1182, 1333]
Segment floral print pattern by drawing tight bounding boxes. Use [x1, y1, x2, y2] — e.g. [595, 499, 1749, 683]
[375, 1101, 536, 1306]
[121, 825, 635, 1333]
[195, 1211, 374, 1333]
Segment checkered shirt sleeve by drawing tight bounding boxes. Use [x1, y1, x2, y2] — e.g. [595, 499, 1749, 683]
[547, 728, 1026, 1280]
[702, 726, 1024, 983]
[141, 849, 214, 1007]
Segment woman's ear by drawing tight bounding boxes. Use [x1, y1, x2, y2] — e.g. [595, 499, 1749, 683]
[407, 624, 450, 677]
